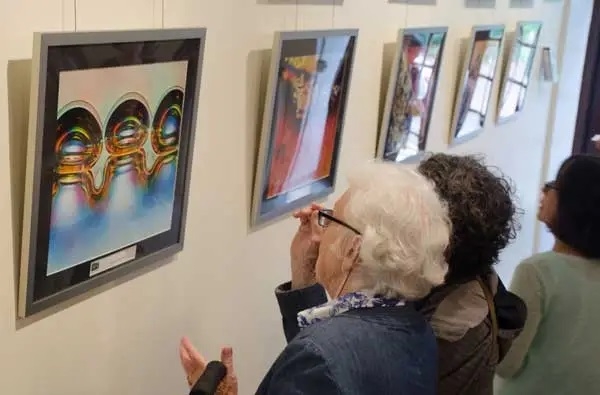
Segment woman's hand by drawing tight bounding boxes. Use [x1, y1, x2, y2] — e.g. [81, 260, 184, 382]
[290, 203, 322, 289]
[179, 336, 238, 395]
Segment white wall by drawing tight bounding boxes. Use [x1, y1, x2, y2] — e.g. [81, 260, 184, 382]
[534, 0, 594, 253]
[0, 1, 588, 394]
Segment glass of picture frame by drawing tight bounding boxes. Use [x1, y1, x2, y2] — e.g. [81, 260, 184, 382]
[251, 29, 358, 228]
[497, 21, 543, 123]
[450, 25, 505, 145]
[378, 27, 448, 162]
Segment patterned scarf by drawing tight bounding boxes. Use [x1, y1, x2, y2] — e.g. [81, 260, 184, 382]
[297, 291, 405, 329]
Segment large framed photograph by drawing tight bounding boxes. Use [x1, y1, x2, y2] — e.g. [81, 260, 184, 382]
[18, 28, 206, 318]
[378, 27, 448, 162]
[497, 21, 542, 123]
[251, 29, 358, 227]
[450, 25, 505, 145]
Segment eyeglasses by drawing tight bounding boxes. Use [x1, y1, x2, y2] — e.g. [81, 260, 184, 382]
[317, 209, 361, 235]
[543, 181, 558, 193]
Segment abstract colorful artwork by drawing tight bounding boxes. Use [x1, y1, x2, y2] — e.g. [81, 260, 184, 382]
[497, 21, 542, 123]
[251, 29, 358, 227]
[450, 25, 505, 144]
[378, 27, 447, 162]
[50, 62, 186, 275]
[19, 29, 206, 318]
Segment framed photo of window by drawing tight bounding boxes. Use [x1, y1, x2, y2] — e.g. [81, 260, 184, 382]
[496, 21, 542, 124]
[378, 27, 448, 162]
[450, 25, 505, 145]
[18, 28, 206, 318]
[251, 29, 358, 228]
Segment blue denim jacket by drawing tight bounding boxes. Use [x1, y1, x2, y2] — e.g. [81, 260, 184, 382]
[254, 284, 438, 394]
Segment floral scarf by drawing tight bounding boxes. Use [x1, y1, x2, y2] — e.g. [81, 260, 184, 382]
[297, 291, 405, 329]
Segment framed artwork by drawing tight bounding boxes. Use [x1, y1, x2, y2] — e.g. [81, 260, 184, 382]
[450, 25, 505, 145]
[18, 28, 206, 318]
[497, 21, 542, 123]
[251, 29, 358, 227]
[378, 27, 448, 162]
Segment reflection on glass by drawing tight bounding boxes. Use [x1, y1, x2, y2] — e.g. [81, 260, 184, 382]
[263, 35, 354, 203]
[498, 22, 542, 122]
[381, 29, 447, 162]
[453, 27, 504, 141]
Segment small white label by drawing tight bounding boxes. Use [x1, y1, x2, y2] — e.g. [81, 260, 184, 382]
[286, 185, 312, 203]
[89, 245, 137, 277]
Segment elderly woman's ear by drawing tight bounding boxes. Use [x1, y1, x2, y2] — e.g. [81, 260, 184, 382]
[342, 235, 362, 269]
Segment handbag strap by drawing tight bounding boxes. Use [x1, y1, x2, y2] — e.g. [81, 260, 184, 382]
[476, 276, 498, 361]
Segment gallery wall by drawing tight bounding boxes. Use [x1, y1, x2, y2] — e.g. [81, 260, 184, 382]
[0, 0, 589, 394]
[534, 0, 594, 253]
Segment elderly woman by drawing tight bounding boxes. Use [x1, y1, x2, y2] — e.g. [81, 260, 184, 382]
[274, 153, 527, 395]
[180, 162, 451, 394]
[497, 154, 600, 394]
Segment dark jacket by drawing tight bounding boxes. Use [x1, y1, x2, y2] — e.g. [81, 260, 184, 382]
[256, 287, 438, 394]
[274, 278, 526, 395]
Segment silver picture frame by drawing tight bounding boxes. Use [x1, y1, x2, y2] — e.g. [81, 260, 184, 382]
[18, 28, 206, 318]
[251, 29, 358, 228]
[496, 21, 542, 124]
[449, 24, 505, 146]
[377, 26, 448, 163]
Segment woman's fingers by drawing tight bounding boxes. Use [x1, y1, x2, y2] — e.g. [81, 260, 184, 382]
[179, 337, 207, 374]
[293, 204, 322, 227]
[310, 209, 323, 241]
[218, 347, 238, 395]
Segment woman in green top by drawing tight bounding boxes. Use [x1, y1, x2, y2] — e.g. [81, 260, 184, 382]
[497, 154, 600, 394]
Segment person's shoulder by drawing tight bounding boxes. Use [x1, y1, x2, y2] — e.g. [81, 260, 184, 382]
[517, 251, 564, 274]
[519, 251, 558, 266]
[297, 306, 434, 354]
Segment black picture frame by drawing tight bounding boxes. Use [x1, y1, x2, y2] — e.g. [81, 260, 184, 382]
[18, 28, 206, 318]
[250, 29, 358, 228]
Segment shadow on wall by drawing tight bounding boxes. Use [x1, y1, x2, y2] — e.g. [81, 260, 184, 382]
[256, 0, 344, 4]
[245, 49, 271, 233]
[6, 59, 31, 323]
[377, 42, 397, 152]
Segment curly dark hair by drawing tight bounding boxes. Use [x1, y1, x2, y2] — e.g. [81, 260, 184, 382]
[550, 154, 600, 258]
[418, 153, 521, 283]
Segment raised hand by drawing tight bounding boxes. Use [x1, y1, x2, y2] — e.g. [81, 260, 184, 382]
[289, 203, 323, 289]
[179, 337, 238, 395]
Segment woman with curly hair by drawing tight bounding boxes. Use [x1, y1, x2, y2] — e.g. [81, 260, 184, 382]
[496, 154, 600, 394]
[415, 153, 527, 395]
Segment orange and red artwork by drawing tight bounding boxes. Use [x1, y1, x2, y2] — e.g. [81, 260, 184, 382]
[265, 54, 342, 198]
[253, 32, 357, 225]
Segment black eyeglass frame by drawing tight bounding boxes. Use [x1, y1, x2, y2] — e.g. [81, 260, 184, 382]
[317, 209, 361, 235]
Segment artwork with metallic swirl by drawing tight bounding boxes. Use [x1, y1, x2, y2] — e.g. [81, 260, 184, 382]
[49, 61, 188, 274]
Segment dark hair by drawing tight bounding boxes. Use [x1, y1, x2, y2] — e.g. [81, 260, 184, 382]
[550, 154, 600, 258]
[418, 153, 521, 283]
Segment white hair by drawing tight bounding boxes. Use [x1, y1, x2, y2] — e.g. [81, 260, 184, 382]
[342, 161, 450, 300]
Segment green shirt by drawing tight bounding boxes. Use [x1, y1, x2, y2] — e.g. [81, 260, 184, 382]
[496, 251, 600, 394]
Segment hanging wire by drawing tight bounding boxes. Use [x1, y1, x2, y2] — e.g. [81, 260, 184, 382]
[404, 0, 409, 30]
[73, 0, 78, 32]
[331, 0, 335, 29]
[61, 0, 65, 31]
[295, 0, 299, 31]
